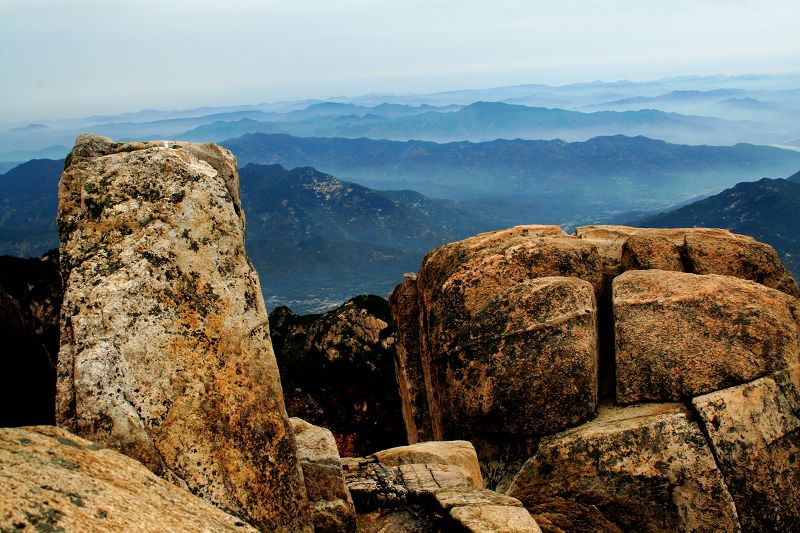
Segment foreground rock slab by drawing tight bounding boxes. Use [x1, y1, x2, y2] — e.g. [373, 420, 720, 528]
[291, 418, 356, 533]
[372, 440, 484, 489]
[614, 269, 800, 403]
[693, 366, 800, 532]
[0, 426, 257, 532]
[344, 441, 541, 532]
[55, 135, 311, 530]
[507, 403, 739, 533]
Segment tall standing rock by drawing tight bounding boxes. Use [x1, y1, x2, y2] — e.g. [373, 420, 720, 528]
[388, 275, 433, 444]
[55, 135, 312, 531]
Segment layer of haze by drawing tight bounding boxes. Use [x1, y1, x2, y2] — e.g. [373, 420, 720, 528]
[1, 0, 799, 123]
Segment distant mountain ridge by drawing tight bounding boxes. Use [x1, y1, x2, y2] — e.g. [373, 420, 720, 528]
[182, 101, 761, 145]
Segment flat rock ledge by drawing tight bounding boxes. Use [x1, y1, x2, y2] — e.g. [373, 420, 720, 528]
[343, 442, 541, 532]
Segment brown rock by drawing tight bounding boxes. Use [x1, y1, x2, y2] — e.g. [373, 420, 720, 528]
[291, 418, 357, 533]
[424, 276, 598, 446]
[614, 269, 800, 403]
[0, 426, 257, 532]
[372, 440, 484, 489]
[621, 234, 684, 271]
[55, 135, 311, 531]
[692, 366, 800, 532]
[684, 233, 800, 297]
[506, 403, 739, 533]
[388, 278, 433, 444]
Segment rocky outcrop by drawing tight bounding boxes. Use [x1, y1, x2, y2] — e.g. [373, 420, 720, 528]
[55, 135, 311, 531]
[0, 425, 257, 531]
[692, 366, 800, 532]
[391, 224, 800, 531]
[614, 269, 800, 403]
[270, 295, 405, 457]
[0, 285, 56, 426]
[291, 418, 357, 533]
[343, 441, 541, 532]
[0, 249, 61, 426]
[507, 403, 739, 532]
[0, 249, 62, 360]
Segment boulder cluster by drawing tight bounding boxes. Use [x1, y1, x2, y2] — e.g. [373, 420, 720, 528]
[2, 136, 798, 532]
[390, 224, 800, 531]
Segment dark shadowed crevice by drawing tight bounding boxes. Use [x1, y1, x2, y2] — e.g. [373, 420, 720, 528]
[677, 241, 695, 273]
[597, 273, 617, 401]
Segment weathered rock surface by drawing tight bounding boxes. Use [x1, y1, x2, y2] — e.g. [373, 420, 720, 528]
[692, 366, 800, 532]
[56, 135, 311, 531]
[575, 225, 800, 297]
[270, 295, 406, 457]
[433, 277, 598, 442]
[388, 276, 433, 444]
[614, 269, 800, 403]
[372, 440, 484, 490]
[291, 417, 357, 533]
[507, 403, 739, 533]
[0, 425, 257, 532]
[620, 234, 684, 272]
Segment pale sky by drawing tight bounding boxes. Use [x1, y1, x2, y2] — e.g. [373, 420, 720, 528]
[1, 0, 798, 123]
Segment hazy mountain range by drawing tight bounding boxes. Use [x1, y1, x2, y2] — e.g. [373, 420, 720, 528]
[223, 133, 800, 213]
[2, 73, 799, 163]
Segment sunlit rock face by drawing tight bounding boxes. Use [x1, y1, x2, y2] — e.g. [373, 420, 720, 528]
[55, 135, 311, 531]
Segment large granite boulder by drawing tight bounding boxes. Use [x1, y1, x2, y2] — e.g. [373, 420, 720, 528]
[692, 366, 800, 532]
[614, 269, 800, 403]
[427, 276, 598, 449]
[391, 224, 800, 531]
[55, 135, 311, 531]
[0, 425, 257, 532]
[270, 295, 406, 457]
[507, 403, 739, 533]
